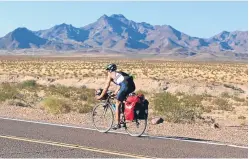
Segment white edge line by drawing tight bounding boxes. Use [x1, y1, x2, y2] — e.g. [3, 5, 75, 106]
[0, 116, 247, 149]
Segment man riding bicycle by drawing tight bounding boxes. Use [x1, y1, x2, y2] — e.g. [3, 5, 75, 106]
[95, 63, 136, 130]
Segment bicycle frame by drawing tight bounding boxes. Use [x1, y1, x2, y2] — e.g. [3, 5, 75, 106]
[102, 92, 127, 124]
[93, 91, 147, 136]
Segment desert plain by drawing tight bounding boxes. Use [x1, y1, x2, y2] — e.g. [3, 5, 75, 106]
[0, 54, 247, 146]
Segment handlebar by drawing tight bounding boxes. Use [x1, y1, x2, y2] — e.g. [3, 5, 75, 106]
[107, 91, 116, 99]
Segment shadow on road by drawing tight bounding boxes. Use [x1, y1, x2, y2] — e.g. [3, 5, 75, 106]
[142, 134, 214, 142]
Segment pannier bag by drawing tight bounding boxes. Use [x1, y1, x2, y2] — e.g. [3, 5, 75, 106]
[135, 94, 149, 120]
[124, 93, 148, 121]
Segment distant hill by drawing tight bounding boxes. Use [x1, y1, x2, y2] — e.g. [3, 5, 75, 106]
[0, 14, 247, 60]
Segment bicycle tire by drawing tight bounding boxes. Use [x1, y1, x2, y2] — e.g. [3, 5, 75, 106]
[125, 114, 148, 137]
[92, 103, 114, 133]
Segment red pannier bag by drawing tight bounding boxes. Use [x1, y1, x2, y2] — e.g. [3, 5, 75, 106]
[124, 95, 141, 121]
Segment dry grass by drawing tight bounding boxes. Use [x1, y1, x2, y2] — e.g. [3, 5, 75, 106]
[135, 89, 149, 95]
[238, 115, 246, 120]
[0, 83, 19, 101]
[0, 58, 247, 85]
[0, 81, 97, 114]
[19, 80, 37, 88]
[213, 98, 234, 111]
[152, 92, 204, 123]
[0, 56, 247, 125]
[41, 97, 71, 114]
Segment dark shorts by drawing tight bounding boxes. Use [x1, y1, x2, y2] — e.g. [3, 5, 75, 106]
[116, 79, 135, 102]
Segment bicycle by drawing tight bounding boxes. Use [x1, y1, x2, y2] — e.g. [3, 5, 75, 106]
[92, 90, 148, 137]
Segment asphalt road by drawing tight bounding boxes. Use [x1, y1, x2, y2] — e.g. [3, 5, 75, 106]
[0, 118, 247, 158]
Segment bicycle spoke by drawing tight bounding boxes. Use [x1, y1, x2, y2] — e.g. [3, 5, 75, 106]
[92, 103, 114, 133]
[125, 117, 147, 137]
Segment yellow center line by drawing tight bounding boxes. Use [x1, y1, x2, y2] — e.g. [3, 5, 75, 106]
[0, 135, 154, 158]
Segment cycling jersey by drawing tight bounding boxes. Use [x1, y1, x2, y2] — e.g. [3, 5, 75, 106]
[111, 71, 135, 101]
[112, 71, 131, 86]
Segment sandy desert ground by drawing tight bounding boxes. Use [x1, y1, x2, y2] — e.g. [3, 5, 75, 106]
[0, 55, 247, 146]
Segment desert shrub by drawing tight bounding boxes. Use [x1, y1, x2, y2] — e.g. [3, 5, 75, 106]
[232, 96, 246, 103]
[153, 92, 203, 123]
[175, 92, 185, 96]
[223, 84, 245, 93]
[47, 85, 72, 98]
[203, 105, 214, 113]
[238, 116, 246, 120]
[221, 92, 232, 98]
[41, 96, 71, 114]
[243, 100, 248, 106]
[7, 99, 29, 107]
[19, 80, 37, 88]
[0, 83, 19, 101]
[44, 85, 96, 114]
[75, 101, 94, 114]
[213, 98, 234, 111]
[135, 90, 148, 95]
[201, 92, 213, 98]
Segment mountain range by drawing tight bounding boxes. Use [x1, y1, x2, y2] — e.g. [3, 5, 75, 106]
[0, 14, 247, 58]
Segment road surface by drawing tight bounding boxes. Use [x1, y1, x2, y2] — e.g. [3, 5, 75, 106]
[0, 117, 247, 158]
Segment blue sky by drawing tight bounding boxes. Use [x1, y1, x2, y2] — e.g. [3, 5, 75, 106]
[0, 1, 247, 38]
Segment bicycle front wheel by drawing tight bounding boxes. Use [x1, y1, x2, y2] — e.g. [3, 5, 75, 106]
[92, 103, 114, 133]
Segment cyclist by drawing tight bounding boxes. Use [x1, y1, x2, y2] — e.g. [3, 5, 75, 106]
[95, 63, 136, 130]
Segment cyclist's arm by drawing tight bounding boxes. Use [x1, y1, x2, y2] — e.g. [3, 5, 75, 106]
[96, 74, 112, 99]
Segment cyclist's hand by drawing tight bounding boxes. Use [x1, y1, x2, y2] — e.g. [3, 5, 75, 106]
[95, 95, 102, 100]
[111, 93, 116, 98]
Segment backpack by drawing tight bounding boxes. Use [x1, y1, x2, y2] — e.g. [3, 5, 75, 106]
[116, 71, 134, 81]
[124, 93, 149, 121]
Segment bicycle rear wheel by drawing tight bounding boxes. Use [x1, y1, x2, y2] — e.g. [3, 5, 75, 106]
[92, 103, 114, 133]
[125, 115, 147, 137]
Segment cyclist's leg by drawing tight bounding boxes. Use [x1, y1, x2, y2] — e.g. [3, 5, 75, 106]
[113, 81, 136, 130]
[113, 85, 127, 129]
[115, 100, 121, 122]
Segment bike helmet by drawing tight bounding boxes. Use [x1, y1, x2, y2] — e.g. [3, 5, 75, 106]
[105, 63, 117, 72]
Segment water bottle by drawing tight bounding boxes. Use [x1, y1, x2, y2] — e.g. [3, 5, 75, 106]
[111, 104, 116, 110]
